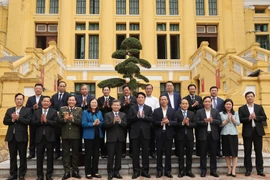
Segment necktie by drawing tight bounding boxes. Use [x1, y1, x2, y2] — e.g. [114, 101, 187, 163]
[213, 97, 217, 109]
[59, 93, 63, 100]
[183, 111, 187, 134]
[43, 109, 47, 135]
[191, 95, 195, 103]
[115, 112, 118, 117]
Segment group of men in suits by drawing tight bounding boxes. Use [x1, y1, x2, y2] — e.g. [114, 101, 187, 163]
[3, 81, 267, 180]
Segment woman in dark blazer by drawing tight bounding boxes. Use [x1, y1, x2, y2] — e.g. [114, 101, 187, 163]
[220, 99, 240, 177]
[82, 98, 104, 179]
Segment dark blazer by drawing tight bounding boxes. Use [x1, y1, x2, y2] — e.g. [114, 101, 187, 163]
[51, 92, 70, 111]
[3, 107, 32, 142]
[162, 92, 181, 111]
[153, 107, 177, 140]
[184, 95, 203, 113]
[128, 104, 153, 140]
[59, 106, 82, 139]
[75, 94, 94, 110]
[212, 97, 224, 112]
[31, 108, 59, 143]
[26, 95, 43, 112]
[238, 104, 267, 137]
[195, 108, 222, 141]
[104, 111, 127, 142]
[97, 96, 115, 117]
[120, 95, 137, 115]
[175, 110, 196, 141]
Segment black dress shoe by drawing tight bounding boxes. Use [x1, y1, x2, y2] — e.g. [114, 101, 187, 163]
[186, 172, 195, 178]
[113, 173, 123, 179]
[178, 171, 185, 177]
[150, 153, 156, 158]
[54, 153, 61, 160]
[37, 176, 44, 180]
[46, 177, 53, 180]
[132, 172, 140, 179]
[210, 172, 219, 177]
[19, 176, 25, 180]
[101, 155, 107, 159]
[141, 172, 151, 178]
[27, 154, 35, 159]
[62, 172, 70, 179]
[165, 172, 173, 178]
[86, 174, 92, 179]
[216, 152, 223, 158]
[245, 171, 251, 176]
[108, 173, 114, 180]
[231, 174, 236, 177]
[121, 153, 126, 158]
[257, 172, 265, 176]
[92, 174, 102, 178]
[200, 172, 206, 177]
[129, 154, 133, 158]
[156, 172, 162, 178]
[6, 175, 17, 180]
[72, 171, 81, 178]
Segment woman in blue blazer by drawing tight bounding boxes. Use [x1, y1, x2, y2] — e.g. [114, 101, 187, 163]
[82, 98, 104, 179]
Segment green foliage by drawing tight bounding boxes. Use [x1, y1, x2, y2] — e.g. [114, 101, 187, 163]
[125, 57, 139, 64]
[139, 59, 151, 69]
[112, 50, 126, 59]
[121, 37, 142, 50]
[125, 62, 140, 74]
[129, 78, 138, 90]
[127, 49, 140, 56]
[97, 78, 126, 88]
[135, 74, 149, 82]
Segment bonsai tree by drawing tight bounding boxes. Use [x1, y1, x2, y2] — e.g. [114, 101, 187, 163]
[97, 37, 151, 91]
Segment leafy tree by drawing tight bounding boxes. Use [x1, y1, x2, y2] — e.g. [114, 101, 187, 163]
[97, 37, 151, 91]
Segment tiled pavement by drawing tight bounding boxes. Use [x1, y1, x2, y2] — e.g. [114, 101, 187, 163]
[2, 173, 268, 180]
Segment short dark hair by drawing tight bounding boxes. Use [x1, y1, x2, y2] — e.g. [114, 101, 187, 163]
[67, 95, 76, 100]
[15, 93, 25, 99]
[112, 99, 121, 105]
[35, 83, 43, 88]
[222, 99, 235, 115]
[203, 96, 212, 102]
[188, 84, 196, 90]
[122, 85, 130, 90]
[102, 86, 111, 90]
[136, 92, 146, 98]
[165, 81, 174, 85]
[159, 94, 168, 100]
[145, 84, 153, 89]
[181, 98, 188, 104]
[210, 86, 218, 91]
[42, 96, 51, 102]
[245, 91, 255, 97]
[58, 81, 66, 86]
[80, 84, 88, 89]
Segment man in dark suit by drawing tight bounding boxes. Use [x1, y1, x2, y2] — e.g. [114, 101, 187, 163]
[238, 91, 267, 177]
[153, 95, 177, 179]
[195, 96, 222, 178]
[184, 84, 203, 157]
[3, 93, 32, 180]
[25, 83, 44, 159]
[128, 92, 153, 179]
[210, 86, 224, 157]
[162, 81, 181, 157]
[31, 96, 58, 180]
[104, 100, 127, 180]
[51, 80, 70, 160]
[75, 84, 94, 153]
[119, 85, 136, 158]
[59, 95, 82, 179]
[175, 99, 196, 178]
[97, 86, 115, 159]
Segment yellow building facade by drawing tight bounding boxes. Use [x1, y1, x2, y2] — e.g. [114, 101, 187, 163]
[0, 0, 270, 146]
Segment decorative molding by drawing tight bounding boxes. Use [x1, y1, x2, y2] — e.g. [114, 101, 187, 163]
[66, 76, 76, 80]
[179, 76, 189, 81]
[82, 71, 87, 80]
[146, 76, 163, 80]
[93, 76, 118, 80]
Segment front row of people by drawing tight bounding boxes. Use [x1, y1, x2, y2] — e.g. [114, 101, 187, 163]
[3, 91, 267, 180]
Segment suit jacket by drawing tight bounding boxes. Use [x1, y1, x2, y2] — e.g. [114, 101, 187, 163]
[120, 95, 137, 115]
[212, 97, 224, 112]
[195, 108, 222, 141]
[128, 104, 153, 140]
[97, 96, 115, 117]
[3, 107, 32, 142]
[153, 107, 177, 140]
[162, 92, 181, 111]
[59, 106, 82, 139]
[175, 110, 196, 141]
[75, 94, 94, 110]
[104, 111, 127, 142]
[26, 95, 43, 112]
[184, 95, 203, 113]
[31, 108, 59, 143]
[238, 103, 267, 137]
[81, 110, 104, 139]
[51, 91, 70, 111]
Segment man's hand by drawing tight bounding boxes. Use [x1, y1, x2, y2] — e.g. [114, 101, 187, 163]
[41, 114, 47, 123]
[249, 112, 256, 120]
[192, 101, 199, 107]
[33, 103, 39, 110]
[162, 116, 169, 125]
[114, 116, 121, 123]
[11, 112, 19, 121]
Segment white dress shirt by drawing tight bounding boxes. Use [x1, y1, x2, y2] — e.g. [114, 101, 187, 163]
[247, 104, 256, 127]
[205, 109, 211, 131]
[145, 95, 159, 112]
[168, 93, 175, 109]
[162, 107, 167, 130]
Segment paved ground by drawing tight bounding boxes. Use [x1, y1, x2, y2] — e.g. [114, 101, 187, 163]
[2, 173, 268, 180]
